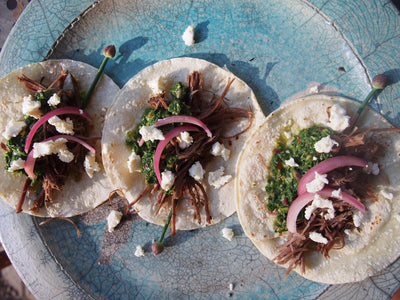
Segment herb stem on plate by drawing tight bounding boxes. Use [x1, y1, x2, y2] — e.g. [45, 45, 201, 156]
[152, 207, 172, 255]
[351, 73, 389, 129]
[81, 45, 116, 109]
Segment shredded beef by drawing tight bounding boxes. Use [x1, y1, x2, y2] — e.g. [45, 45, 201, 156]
[148, 93, 168, 110]
[274, 127, 385, 276]
[133, 71, 252, 233]
[16, 69, 92, 212]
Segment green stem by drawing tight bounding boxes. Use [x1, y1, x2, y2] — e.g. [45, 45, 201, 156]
[81, 56, 110, 109]
[351, 87, 379, 129]
[357, 87, 378, 115]
[158, 207, 173, 243]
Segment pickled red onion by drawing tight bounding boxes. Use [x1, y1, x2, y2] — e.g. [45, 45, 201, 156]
[24, 135, 95, 179]
[286, 187, 365, 233]
[24, 107, 91, 153]
[154, 116, 212, 137]
[24, 151, 37, 179]
[154, 125, 199, 187]
[297, 156, 367, 195]
[139, 115, 212, 147]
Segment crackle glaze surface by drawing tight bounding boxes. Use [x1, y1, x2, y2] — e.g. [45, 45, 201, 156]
[0, 0, 399, 299]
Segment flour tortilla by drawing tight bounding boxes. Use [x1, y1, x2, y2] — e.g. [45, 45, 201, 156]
[101, 57, 264, 230]
[0, 59, 119, 217]
[236, 95, 400, 284]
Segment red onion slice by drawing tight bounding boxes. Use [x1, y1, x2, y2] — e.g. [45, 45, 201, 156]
[154, 116, 212, 137]
[297, 156, 367, 195]
[24, 151, 37, 179]
[154, 125, 199, 187]
[139, 115, 212, 146]
[24, 135, 95, 179]
[286, 187, 365, 233]
[24, 107, 91, 153]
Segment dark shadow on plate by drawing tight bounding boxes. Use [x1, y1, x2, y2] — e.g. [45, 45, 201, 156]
[194, 21, 210, 43]
[79, 195, 141, 265]
[390, 0, 400, 12]
[162, 228, 198, 250]
[383, 68, 400, 85]
[114, 37, 149, 64]
[180, 52, 280, 115]
[78, 195, 199, 263]
[47, 37, 156, 88]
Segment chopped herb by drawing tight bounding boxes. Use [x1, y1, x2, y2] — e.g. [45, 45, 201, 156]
[265, 125, 334, 232]
[125, 82, 191, 188]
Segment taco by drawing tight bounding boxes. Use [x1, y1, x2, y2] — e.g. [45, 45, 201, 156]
[101, 57, 264, 232]
[236, 95, 400, 284]
[0, 59, 119, 217]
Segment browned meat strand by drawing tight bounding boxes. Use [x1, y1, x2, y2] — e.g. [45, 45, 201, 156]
[14, 69, 91, 213]
[274, 128, 383, 276]
[132, 71, 253, 235]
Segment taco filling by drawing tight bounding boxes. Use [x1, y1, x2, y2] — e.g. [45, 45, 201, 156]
[266, 123, 382, 276]
[101, 57, 264, 233]
[236, 95, 400, 284]
[124, 71, 252, 235]
[0, 59, 118, 217]
[2, 69, 99, 213]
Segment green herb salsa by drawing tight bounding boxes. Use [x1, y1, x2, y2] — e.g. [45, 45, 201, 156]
[4, 90, 54, 177]
[265, 125, 334, 233]
[125, 82, 191, 188]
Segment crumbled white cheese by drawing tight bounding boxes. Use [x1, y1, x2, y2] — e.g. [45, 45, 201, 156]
[208, 167, 232, 189]
[211, 142, 231, 161]
[309, 85, 319, 94]
[353, 210, 363, 228]
[22, 95, 41, 118]
[309, 231, 328, 244]
[148, 76, 170, 94]
[161, 170, 175, 190]
[182, 25, 195, 46]
[7, 158, 25, 172]
[306, 172, 329, 193]
[284, 157, 299, 168]
[222, 227, 234, 241]
[107, 210, 123, 232]
[314, 136, 339, 153]
[32, 138, 74, 163]
[47, 93, 61, 106]
[84, 152, 100, 178]
[57, 148, 75, 163]
[189, 161, 205, 181]
[139, 125, 165, 142]
[177, 131, 193, 149]
[364, 162, 380, 175]
[134, 245, 145, 257]
[283, 130, 292, 140]
[48, 116, 74, 135]
[2, 120, 26, 140]
[284, 119, 293, 127]
[282, 120, 293, 139]
[331, 188, 342, 198]
[127, 151, 141, 173]
[380, 189, 393, 201]
[327, 104, 350, 132]
[304, 194, 335, 220]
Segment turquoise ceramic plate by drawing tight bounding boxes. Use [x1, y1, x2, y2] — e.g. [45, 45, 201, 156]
[0, 0, 399, 299]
